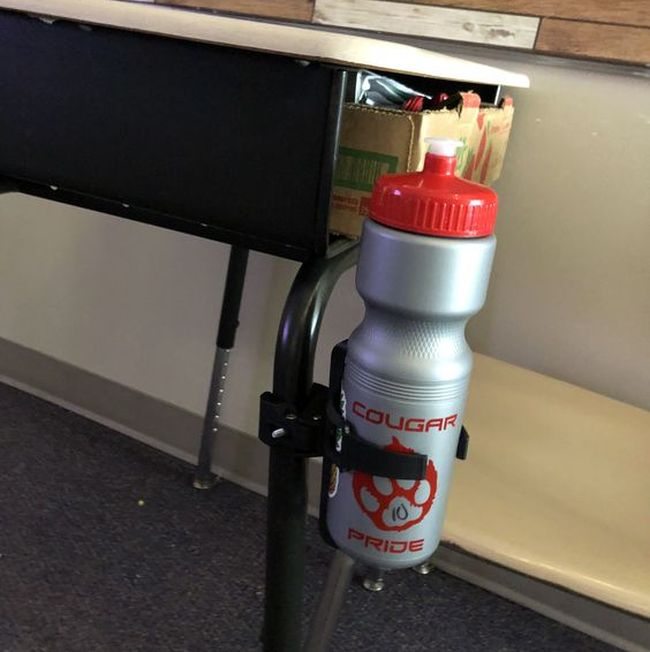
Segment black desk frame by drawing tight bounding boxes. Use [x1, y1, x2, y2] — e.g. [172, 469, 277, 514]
[1, 9, 358, 651]
[0, 11, 346, 262]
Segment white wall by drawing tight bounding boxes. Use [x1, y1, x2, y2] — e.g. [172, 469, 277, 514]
[1, 53, 649, 440]
[468, 58, 650, 410]
[0, 196, 362, 435]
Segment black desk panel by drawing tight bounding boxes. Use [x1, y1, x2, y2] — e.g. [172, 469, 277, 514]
[0, 11, 346, 260]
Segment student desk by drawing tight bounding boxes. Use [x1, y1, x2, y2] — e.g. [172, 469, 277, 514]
[0, 2, 528, 649]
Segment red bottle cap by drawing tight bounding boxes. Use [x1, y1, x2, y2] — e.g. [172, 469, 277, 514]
[369, 140, 498, 238]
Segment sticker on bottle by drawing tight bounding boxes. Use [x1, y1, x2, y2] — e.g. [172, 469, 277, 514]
[328, 464, 340, 498]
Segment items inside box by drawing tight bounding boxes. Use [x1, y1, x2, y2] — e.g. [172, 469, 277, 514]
[350, 70, 502, 109]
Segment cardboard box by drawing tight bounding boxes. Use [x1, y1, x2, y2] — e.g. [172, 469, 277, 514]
[329, 93, 514, 237]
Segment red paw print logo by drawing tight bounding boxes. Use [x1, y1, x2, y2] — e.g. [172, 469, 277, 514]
[353, 437, 437, 532]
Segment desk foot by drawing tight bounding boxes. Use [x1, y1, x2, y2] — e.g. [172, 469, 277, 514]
[192, 475, 220, 491]
[361, 567, 385, 592]
[412, 558, 436, 575]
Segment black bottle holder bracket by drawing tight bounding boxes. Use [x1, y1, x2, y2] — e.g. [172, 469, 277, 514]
[259, 340, 436, 547]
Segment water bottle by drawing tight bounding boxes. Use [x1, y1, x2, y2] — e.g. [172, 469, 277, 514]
[325, 138, 498, 569]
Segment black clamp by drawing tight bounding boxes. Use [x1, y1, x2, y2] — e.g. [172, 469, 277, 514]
[259, 339, 471, 467]
[259, 384, 329, 457]
[320, 340, 428, 481]
[323, 339, 469, 475]
[324, 400, 428, 480]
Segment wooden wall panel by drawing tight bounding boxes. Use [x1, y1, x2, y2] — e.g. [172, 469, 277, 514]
[314, 0, 539, 49]
[536, 19, 650, 64]
[149, 0, 650, 65]
[390, 0, 650, 28]
[154, 0, 314, 22]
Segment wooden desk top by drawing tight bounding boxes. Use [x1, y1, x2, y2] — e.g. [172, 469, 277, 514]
[0, 0, 529, 87]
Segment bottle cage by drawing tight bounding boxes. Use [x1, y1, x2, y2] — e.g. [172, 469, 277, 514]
[258, 340, 469, 549]
[323, 341, 429, 480]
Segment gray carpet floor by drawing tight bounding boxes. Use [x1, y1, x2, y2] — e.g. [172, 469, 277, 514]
[0, 381, 617, 652]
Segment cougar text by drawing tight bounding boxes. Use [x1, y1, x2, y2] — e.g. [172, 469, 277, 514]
[352, 402, 457, 432]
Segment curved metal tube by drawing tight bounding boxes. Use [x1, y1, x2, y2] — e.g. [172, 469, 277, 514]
[263, 240, 359, 652]
[273, 240, 360, 406]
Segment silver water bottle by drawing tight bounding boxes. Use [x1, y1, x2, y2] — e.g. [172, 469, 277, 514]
[326, 138, 498, 569]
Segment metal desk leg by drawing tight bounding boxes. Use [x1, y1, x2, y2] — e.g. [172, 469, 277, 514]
[193, 245, 249, 489]
[303, 550, 356, 652]
[262, 241, 359, 652]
